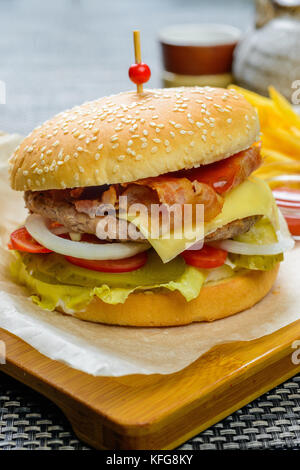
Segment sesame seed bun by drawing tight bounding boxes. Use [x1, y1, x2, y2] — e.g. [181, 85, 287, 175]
[9, 87, 259, 191]
[57, 265, 279, 326]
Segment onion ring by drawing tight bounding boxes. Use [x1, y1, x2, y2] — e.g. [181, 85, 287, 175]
[25, 214, 150, 260]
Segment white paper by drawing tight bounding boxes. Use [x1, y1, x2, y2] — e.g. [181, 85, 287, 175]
[0, 133, 299, 376]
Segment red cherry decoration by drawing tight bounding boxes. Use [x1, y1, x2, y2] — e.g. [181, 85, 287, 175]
[128, 63, 151, 85]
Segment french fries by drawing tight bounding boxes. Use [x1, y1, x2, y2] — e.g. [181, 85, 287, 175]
[228, 85, 300, 181]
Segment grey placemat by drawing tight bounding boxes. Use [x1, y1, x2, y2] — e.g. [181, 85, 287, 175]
[0, 371, 299, 450]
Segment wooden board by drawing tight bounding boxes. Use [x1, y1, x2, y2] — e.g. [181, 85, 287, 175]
[0, 321, 300, 450]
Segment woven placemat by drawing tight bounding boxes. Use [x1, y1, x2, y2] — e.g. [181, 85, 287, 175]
[0, 371, 299, 450]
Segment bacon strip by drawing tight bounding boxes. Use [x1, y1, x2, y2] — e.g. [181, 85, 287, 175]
[180, 144, 262, 194]
[75, 186, 117, 218]
[123, 176, 223, 221]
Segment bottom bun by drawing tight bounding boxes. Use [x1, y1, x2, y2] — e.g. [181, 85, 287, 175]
[58, 265, 279, 327]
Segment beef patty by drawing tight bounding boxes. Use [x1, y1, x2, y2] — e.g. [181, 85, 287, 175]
[24, 190, 261, 243]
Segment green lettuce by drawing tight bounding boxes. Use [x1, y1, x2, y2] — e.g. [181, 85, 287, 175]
[10, 251, 205, 312]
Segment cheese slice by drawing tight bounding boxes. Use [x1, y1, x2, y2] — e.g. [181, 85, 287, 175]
[120, 177, 279, 263]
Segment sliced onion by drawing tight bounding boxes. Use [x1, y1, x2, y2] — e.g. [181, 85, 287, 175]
[213, 210, 295, 255]
[25, 214, 150, 260]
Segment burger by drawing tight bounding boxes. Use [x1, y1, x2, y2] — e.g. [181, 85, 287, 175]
[8, 87, 294, 326]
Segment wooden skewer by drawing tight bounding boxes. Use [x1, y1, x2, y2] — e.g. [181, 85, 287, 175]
[133, 30, 143, 94]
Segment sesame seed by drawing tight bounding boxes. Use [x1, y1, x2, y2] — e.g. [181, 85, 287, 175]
[95, 153, 100, 160]
[151, 146, 158, 154]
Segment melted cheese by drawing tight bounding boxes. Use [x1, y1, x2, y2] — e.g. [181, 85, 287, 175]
[121, 177, 279, 263]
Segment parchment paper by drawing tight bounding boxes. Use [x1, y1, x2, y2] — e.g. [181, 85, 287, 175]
[0, 133, 299, 376]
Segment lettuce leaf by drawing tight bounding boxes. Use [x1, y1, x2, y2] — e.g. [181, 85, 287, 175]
[10, 252, 205, 312]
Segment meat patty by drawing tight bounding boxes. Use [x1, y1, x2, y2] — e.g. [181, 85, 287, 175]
[24, 190, 260, 243]
[24, 190, 146, 241]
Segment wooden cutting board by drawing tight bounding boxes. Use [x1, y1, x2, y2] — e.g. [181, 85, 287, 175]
[0, 320, 300, 450]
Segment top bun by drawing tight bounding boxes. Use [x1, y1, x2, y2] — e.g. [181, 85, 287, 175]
[10, 87, 259, 191]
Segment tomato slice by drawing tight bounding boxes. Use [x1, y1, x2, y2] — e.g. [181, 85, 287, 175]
[177, 144, 261, 194]
[9, 227, 52, 253]
[181, 244, 227, 269]
[65, 251, 148, 273]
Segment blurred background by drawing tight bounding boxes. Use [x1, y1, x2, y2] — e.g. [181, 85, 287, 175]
[0, 0, 255, 134]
